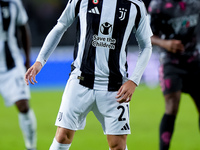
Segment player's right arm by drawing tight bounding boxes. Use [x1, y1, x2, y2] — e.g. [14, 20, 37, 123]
[25, 0, 80, 85]
[24, 22, 67, 85]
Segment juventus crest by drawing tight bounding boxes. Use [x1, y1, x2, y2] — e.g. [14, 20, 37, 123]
[119, 8, 127, 21]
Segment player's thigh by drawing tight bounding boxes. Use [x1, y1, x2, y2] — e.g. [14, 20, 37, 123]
[0, 67, 30, 107]
[95, 90, 130, 135]
[159, 64, 182, 95]
[55, 76, 95, 130]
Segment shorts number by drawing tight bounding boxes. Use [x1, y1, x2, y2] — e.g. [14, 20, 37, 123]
[117, 105, 129, 121]
[117, 105, 126, 121]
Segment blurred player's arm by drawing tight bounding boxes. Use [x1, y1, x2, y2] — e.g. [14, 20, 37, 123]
[19, 23, 31, 70]
[148, 2, 185, 54]
[151, 35, 185, 53]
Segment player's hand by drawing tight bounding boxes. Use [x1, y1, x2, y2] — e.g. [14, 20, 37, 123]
[25, 61, 43, 85]
[116, 80, 137, 103]
[164, 40, 185, 53]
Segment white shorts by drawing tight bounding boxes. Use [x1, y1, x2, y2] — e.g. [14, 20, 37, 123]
[0, 66, 30, 106]
[55, 75, 131, 135]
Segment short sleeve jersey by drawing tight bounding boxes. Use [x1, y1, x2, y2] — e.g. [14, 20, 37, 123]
[149, 0, 200, 58]
[58, 0, 153, 91]
[0, 0, 28, 72]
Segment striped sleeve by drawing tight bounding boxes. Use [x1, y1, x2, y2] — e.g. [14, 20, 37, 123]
[36, 0, 82, 66]
[134, 2, 153, 41]
[58, 0, 81, 28]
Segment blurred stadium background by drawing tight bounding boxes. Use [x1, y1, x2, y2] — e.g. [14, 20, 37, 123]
[0, 0, 200, 149]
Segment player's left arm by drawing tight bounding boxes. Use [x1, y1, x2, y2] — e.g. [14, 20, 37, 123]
[116, 2, 152, 103]
[116, 38, 152, 103]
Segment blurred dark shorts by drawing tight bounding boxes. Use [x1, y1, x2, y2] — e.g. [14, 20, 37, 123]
[159, 57, 200, 95]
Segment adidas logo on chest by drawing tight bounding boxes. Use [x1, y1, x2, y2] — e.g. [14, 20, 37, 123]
[88, 6, 100, 14]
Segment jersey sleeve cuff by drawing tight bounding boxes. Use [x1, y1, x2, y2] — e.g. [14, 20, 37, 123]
[36, 57, 46, 67]
[128, 76, 140, 86]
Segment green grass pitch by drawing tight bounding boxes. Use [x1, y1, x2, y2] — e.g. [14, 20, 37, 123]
[0, 85, 199, 150]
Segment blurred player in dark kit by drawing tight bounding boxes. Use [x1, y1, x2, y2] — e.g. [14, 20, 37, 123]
[0, 0, 37, 149]
[148, 0, 200, 149]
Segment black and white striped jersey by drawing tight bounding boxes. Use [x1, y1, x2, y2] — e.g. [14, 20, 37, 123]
[37, 0, 152, 91]
[0, 0, 28, 72]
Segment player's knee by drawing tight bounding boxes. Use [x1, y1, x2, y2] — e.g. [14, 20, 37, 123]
[166, 106, 178, 114]
[165, 93, 180, 115]
[109, 141, 127, 150]
[165, 102, 179, 115]
[16, 100, 29, 113]
[55, 134, 69, 144]
[109, 144, 126, 150]
[55, 128, 74, 144]
[108, 135, 127, 150]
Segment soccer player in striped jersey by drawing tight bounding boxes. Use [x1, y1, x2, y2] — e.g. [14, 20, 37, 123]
[25, 0, 152, 149]
[0, 0, 37, 150]
[148, 0, 200, 149]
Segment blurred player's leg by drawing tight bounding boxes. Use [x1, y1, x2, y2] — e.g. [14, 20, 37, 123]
[17, 100, 37, 150]
[159, 114, 176, 150]
[159, 91, 181, 150]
